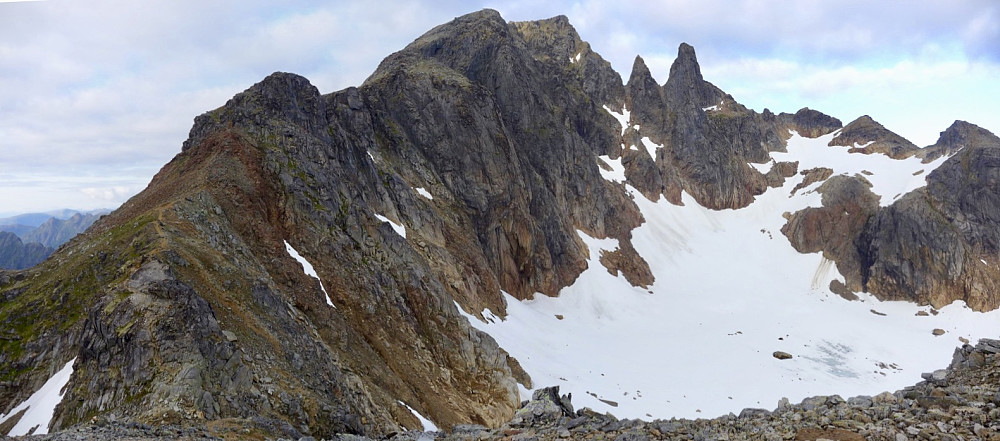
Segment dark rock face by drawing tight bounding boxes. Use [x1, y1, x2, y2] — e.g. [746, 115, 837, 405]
[0, 231, 52, 270]
[783, 120, 1000, 310]
[861, 126, 1000, 309]
[829, 115, 918, 158]
[764, 161, 799, 188]
[511, 15, 625, 109]
[621, 44, 793, 209]
[782, 175, 881, 292]
[777, 107, 842, 138]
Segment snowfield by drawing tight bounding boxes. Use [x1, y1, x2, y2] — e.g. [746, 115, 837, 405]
[461, 132, 1000, 420]
[0, 358, 75, 436]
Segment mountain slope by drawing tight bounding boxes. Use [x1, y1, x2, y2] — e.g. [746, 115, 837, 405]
[2, 8, 1000, 439]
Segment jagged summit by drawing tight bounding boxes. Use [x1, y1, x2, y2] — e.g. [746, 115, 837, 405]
[925, 119, 1000, 158]
[785, 107, 843, 138]
[829, 114, 918, 158]
[664, 42, 724, 109]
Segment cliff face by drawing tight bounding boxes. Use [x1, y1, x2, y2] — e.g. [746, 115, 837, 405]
[784, 121, 1000, 310]
[2, 8, 999, 440]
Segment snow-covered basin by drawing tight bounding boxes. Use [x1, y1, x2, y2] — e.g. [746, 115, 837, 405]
[462, 132, 1000, 420]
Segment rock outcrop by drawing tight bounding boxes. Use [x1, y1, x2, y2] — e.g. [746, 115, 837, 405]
[829, 115, 919, 158]
[24, 338, 1000, 440]
[777, 107, 843, 139]
[782, 175, 881, 292]
[784, 120, 1000, 310]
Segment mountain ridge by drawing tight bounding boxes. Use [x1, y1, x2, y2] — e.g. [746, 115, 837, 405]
[1, 9, 999, 439]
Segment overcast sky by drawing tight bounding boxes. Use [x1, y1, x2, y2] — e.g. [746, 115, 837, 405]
[1, 0, 997, 216]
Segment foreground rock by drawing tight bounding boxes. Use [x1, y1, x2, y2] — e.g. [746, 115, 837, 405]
[19, 338, 1000, 440]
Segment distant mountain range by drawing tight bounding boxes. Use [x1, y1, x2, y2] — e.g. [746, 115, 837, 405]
[0, 232, 53, 270]
[0, 210, 106, 269]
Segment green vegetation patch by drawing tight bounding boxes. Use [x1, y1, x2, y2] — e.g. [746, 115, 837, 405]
[0, 214, 156, 370]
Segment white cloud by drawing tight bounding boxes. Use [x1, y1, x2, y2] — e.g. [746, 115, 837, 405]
[80, 185, 138, 202]
[702, 57, 1000, 145]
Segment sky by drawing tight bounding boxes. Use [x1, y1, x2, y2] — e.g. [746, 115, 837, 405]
[1, 0, 997, 216]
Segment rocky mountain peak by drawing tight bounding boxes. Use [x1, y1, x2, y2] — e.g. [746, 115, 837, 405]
[625, 55, 663, 115]
[936, 120, 999, 150]
[182, 72, 327, 154]
[510, 14, 623, 108]
[663, 42, 722, 109]
[829, 114, 918, 158]
[511, 14, 580, 59]
[366, 8, 519, 88]
[628, 55, 652, 82]
[781, 107, 843, 138]
[674, 42, 700, 73]
[909, 120, 997, 162]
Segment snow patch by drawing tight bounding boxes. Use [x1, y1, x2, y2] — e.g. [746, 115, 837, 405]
[284, 241, 335, 308]
[602, 105, 631, 137]
[772, 131, 949, 207]
[398, 401, 438, 432]
[597, 155, 626, 183]
[639, 137, 661, 160]
[414, 187, 433, 200]
[0, 358, 76, 436]
[702, 105, 719, 112]
[375, 213, 406, 238]
[367, 151, 375, 162]
[750, 160, 774, 175]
